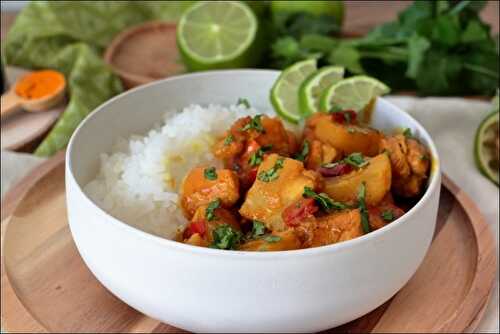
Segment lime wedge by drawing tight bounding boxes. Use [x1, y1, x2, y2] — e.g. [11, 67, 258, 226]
[270, 59, 317, 123]
[474, 111, 499, 185]
[299, 66, 344, 116]
[177, 1, 258, 71]
[320, 75, 390, 113]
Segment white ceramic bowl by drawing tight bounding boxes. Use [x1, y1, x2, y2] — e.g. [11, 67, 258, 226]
[66, 70, 441, 333]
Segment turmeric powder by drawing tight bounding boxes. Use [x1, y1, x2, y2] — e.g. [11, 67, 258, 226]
[15, 70, 65, 100]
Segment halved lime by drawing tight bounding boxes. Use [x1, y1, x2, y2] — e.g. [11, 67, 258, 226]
[320, 75, 390, 113]
[177, 1, 258, 71]
[474, 111, 499, 185]
[270, 59, 317, 123]
[299, 66, 344, 116]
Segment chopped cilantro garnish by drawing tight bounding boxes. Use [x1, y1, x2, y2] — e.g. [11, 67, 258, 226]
[358, 182, 370, 234]
[257, 157, 285, 182]
[210, 224, 242, 250]
[236, 97, 251, 108]
[205, 199, 221, 221]
[249, 145, 272, 167]
[303, 187, 350, 211]
[241, 114, 265, 133]
[262, 235, 281, 243]
[343, 152, 369, 168]
[403, 128, 413, 138]
[381, 210, 395, 222]
[204, 167, 217, 180]
[223, 134, 234, 146]
[295, 140, 310, 162]
[250, 220, 266, 239]
[420, 154, 429, 161]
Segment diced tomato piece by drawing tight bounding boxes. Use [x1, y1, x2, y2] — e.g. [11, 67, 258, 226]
[184, 220, 207, 239]
[318, 163, 353, 177]
[282, 198, 318, 227]
[331, 110, 357, 124]
[247, 167, 258, 184]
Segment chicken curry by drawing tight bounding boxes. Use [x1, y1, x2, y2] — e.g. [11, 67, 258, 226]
[178, 110, 430, 251]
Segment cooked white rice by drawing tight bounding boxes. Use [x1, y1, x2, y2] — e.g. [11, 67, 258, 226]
[84, 103, 273, 239]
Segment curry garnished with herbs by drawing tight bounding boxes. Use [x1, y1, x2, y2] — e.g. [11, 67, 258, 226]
[178, 111, 430, 251]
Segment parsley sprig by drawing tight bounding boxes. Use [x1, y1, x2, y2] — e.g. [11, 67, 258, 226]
[303, 187, 350, 211]
[257, 157, 285, 182]
[381, 210, 395, 222]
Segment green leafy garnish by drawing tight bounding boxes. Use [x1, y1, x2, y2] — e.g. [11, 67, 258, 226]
[237, 97, 251, 108]
[205, 199, 221, 222]
[303, 187, 350, 211]
[381, 210, 395, 222]
[358, 182, 371, 234]
[249, 145, 273, 167]
[403, 128, 413, 138]
[250, 220, 266, 239]
[224, 134, 234, 146]
[257, 158, 285, 182]
[210, 224, 242, 250]
[295, 140, 310, 162]
[241, 115, 265, 133]
[343, 153, 369, 168]
[204, 167, 217, 180]
[262, 235, 281, 243]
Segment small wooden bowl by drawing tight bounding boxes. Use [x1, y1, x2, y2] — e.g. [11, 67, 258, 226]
[104, 21, 185, 89]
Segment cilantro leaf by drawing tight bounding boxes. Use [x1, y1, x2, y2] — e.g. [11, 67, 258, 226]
[262, 235, 281, 243]
[406, 33, 430, 79]
[237, 98, 251, 108]
[381, 210, 395, 222]
[204, 167, 217, 180]
[205, 199, 221, 222]
[224, 134, 234, 146]
[251, 221, 266, 239]
[358, 182, 371, 234]
[303, 187, 350, 211]
[241, 115, 265, 133]
[249, 145, 272, 167]
[257, 158, 285, 182]
[295, 140, 310, 162]
[343, 153, 369, 168]
[210, 224, 242, 250]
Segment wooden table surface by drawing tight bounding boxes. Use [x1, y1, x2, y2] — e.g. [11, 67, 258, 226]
[1, 1, 499, 42]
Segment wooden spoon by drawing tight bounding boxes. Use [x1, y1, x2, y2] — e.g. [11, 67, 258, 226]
[1, 71, 66, 120]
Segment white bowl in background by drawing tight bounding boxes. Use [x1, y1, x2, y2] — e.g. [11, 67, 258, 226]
[66, 70, 441, 333]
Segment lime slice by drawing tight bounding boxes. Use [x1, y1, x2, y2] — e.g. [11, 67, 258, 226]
[299, 66, 344, 116]
[474, 111, 499, 185]
[177, 1, 258, 71]
[270, 59, 317, 123]
[320, 75, 390, 113]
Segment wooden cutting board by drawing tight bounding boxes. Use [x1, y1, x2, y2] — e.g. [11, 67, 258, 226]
[0, 153, 497, 333]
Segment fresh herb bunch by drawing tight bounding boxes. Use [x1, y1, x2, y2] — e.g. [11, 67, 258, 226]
[271, 1, 499, 95]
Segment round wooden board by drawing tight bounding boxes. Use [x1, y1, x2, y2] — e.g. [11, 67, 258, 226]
[0, 154, 497, 333]
[1, 67, 65, 151]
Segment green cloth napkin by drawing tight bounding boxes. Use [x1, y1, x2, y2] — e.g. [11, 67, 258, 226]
[3, 1, 194, 156]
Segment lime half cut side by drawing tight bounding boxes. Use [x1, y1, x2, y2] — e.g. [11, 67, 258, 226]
[299, 66, 344, 116]
[320, 75, 390, 113]
[474, 111, 499, 185]
[270, 59, 317, 123]
[177, 1, 258, 71]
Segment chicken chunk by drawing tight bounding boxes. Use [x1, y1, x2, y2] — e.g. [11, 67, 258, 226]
[180, 167, 240, 218]
[381, 134, 430, 197]
[239, 154, 320, 232]
[310, 209, 363, 247]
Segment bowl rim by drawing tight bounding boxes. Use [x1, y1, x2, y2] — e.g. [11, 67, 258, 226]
[66, 69, 441, 259]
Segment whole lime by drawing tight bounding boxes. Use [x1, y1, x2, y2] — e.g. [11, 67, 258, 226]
[271, 0, 344, 26]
